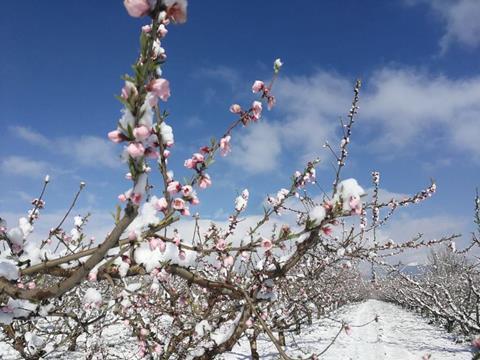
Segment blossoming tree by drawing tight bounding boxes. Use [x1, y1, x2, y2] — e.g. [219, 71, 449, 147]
[0, 1, 472, 359]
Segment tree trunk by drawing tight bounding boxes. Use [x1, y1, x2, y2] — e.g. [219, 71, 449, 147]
[249, 331, 260, 360]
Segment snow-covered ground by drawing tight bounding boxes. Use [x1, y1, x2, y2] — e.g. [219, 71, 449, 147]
[222, 299, 473, 359]
[0, 300, 473, 359]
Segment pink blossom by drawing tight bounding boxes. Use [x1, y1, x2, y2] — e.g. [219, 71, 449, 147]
[261, 237, 273, 251]
[223, 256, 234, 267]
[172, 198, 185, 210]
[0, 305, 13, 313]
[118, 194, 127, 202]
[163, 149, 170, 158]
[167, 181, 181, 194]
[185, 153, 204, 168]
[127, 143, 145, 158]
[141, 24, 152, 33]
[158, 240, 166, 253]
[200, 146, 211, 154]
[252, 80, 265, 93]
[349, 196, 362, 215]
[148, 78, 171, 102]
[198, 174, 212, 189]
[26, 281, 36, 289]
[216, 238, 226, 251]
[192, 153, 204, 163]
[184, 158, 195, 169]
[190, 196, 200, 205]
[124, 0, 151, 17]
[140, 328, 149, 337]
[128, 231, 137, 241]
[158, 24, 168, 37]
[322, 227, 333, 236]
[178, 250, 186, 260]
[131, 193, 142, 205]
[154, 344, 163, 354]
[155, 197, 168, 212]
[166, 0, 188, 23]
[344, 324, 352, 336]
[229, 104, 242, 114]
[121, 81, 138, 99]
[251, 101, 263, 121]
[88, 272, 97, 282]
[108, 130, 124, 143]
[180, 207, 190, 216]
[148, 92, 158, 107]
[181, 185, 193, 197]
[245, 318, 253, 327]
[149, 238, 161, 251]
[145, 148, 159, 159]
[472, 337, 480, 349]
[133, 125, 150, 141]
[267, 95, 276, 110]
[220, 135, 231, 156]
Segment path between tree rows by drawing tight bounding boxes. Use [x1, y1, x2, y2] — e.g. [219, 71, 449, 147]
[222, 299, 472, 359]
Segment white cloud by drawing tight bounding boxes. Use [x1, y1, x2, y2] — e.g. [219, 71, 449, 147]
[11, 126, 49, 147]
[406, 0, 480, 52]
[1, 156, 50, 179]
[364, 187, 410, 204]
[194, 65, 242, 91]
[224, 66, 480, 174]
[228, 64, 480, 177]
[228, 71, 351, 174]
[230, 121, 282, 174]
[275, 71, 352, 164]
[57, 136, 120, 169]
[362, 68, 480, 158]
[376, 213, 470, 264]
[9, 127, 120, 169]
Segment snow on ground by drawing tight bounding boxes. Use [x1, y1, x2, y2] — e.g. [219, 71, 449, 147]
[222, 300, 473, 359]
[0, 300, 473, 359]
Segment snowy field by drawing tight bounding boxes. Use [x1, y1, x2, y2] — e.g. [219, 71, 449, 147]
[222, 300, 472, 360]
[0, 300, 473, 359]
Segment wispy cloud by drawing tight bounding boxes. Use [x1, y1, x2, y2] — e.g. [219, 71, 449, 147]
[194, 65, 242, 91]
[1, 155, 51, 179]
[11, 126, 49, 147]
[405, 0, 480, 52]
[57, 136, 120, 169]
[9, 126, 120, 169]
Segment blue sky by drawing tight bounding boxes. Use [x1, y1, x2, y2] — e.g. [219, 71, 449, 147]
[1, 0, 479, 260]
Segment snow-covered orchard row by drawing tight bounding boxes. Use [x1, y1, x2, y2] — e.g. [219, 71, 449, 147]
[376, 198, 480, 351]
[0, 1, 479, 359]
